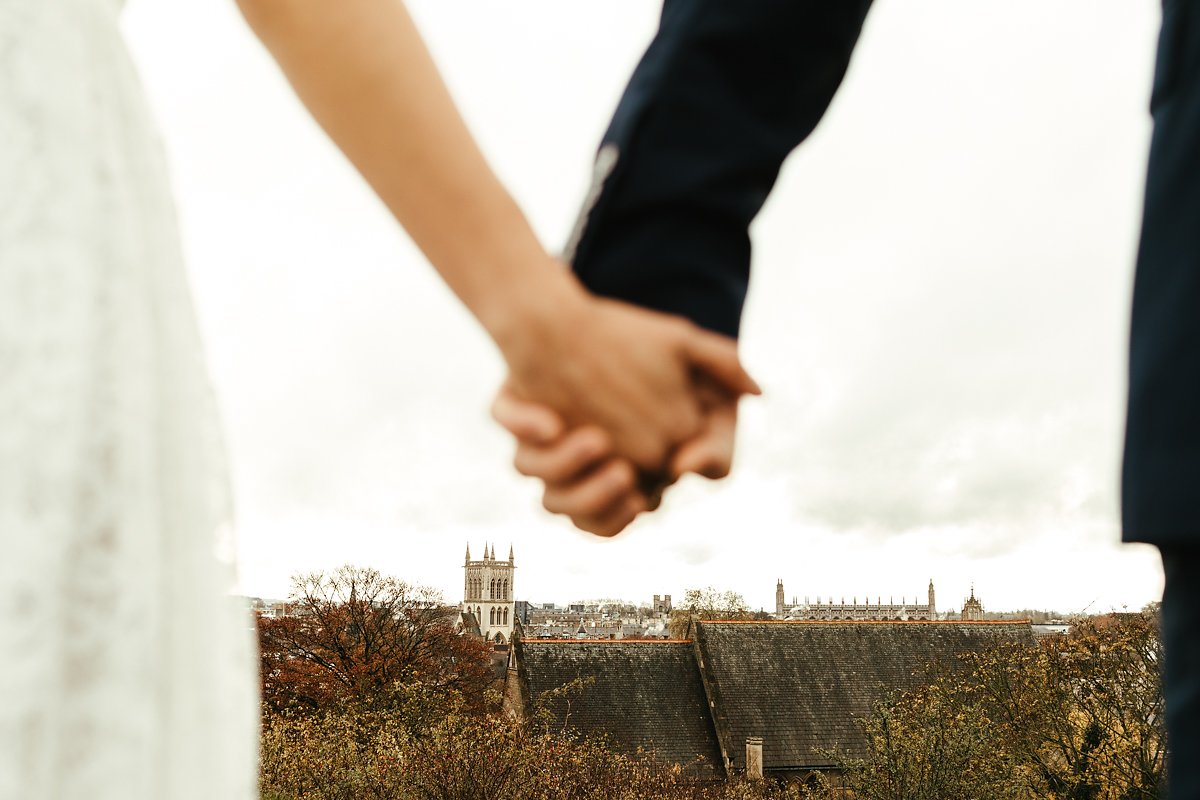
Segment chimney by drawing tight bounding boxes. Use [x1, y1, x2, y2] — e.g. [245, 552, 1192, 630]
[746, 737, 763, 780]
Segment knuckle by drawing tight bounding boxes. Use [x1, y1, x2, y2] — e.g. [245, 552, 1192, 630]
[606, 460, 637, 494]
[542, 490, 566, 515]
[704, 460, 731, 480]
[587, 518, 621, 538]
[513, 450, 539, 478]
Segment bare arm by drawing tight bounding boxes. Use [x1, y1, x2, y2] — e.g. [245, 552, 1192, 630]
[235, 0, 758, 472]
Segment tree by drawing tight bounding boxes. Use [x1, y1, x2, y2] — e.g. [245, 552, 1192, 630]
[966, 612, 1165, 799]
[838, 680, 1023, 800]
[668, 587, 752, 639]
[257, 565, 494, 716]
[831, 611, 1166, 800]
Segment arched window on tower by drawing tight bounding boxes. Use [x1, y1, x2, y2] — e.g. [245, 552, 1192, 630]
[503, 607, 509, 625]
[502, 579, 508, 599]
[490, 579, 496, 599]
[489, 607, 496, 625]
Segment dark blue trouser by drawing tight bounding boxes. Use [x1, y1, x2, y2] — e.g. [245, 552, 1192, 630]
[1162, 548, 1200, 800]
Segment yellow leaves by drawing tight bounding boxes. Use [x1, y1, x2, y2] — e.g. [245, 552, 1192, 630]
[835, 611, 1165, 800]
[261, 699, 813, 800]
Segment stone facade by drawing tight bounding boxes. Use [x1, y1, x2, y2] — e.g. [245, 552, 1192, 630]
[961, 585, 985, 620]
[775, 578, 939, 621]
[462, 543, 515, 645]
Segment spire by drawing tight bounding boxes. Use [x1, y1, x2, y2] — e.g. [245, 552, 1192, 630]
[485, 543, 492, 560]
[465, 543, 471, 564]
[508, 544, 514, 563]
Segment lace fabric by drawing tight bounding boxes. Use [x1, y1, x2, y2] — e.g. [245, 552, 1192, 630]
[0, 2, 258, 797]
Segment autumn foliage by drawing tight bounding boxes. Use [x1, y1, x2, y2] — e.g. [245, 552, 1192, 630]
[260, 689, 813, 800]
[257, 566, 494, 716]
[821, 610, 1166, 800]
[668, 587, 754, 639]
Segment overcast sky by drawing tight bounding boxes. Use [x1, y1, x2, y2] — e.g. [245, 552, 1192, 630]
[121, 0, 1165, 616]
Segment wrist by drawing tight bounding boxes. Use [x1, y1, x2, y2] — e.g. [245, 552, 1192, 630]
[481, 257, 589, 367]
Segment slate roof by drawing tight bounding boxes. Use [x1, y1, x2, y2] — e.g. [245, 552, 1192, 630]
[692, 620, 1034, 771]
[514, 639, 722, 771]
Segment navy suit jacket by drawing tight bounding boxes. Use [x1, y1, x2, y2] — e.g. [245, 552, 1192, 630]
[568, 0, 1200, 546]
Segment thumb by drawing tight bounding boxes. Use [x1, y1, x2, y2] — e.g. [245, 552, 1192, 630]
[680, 327, 761, 398]
[490, 382, 565, 445]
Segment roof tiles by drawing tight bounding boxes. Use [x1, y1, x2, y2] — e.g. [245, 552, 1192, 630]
[516, 640, 722, 771]
[693, 621, 1033, 770]
[509, 621, 1033, 775]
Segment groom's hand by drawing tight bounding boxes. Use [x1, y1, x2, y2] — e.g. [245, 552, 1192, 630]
[491, 380, 740, 537]
[491, 385, 648, 536]
[495, 289, 758, 474]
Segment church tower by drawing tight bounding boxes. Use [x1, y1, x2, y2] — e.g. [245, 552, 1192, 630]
[775, 579, 786, 618]
[962, 585, 984, 621]
[462, 543, 516, 645]
[927, 579, 936, 616]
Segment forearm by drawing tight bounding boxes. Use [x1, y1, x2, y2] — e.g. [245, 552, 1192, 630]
[236, 0, 578, 345]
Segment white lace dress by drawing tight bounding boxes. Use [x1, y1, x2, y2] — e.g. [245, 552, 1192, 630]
[0, 1, 259, 797]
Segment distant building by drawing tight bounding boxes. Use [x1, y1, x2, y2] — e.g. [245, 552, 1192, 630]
[513, 600, 533, 627]
[521, 594, 671, 640]
[775, 578, 938, 621]
[506, 620, 1033, 778]
[462, 543, 515, 646]
[1031, 623, 1071, 638]
[961, 585, 985, 621]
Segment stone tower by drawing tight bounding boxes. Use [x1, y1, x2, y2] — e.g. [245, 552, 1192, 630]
[462, 543, 516, 645]
[776, 579, 786, 617]
[962, 585, 984, 621]
[927, 579, 936, 616]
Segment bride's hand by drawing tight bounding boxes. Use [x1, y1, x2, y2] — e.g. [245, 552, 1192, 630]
[491, 277, 758, 473]
[491, 378, 742, 536]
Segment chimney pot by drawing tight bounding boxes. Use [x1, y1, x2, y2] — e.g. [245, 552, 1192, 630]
[746, 736, 764, 780]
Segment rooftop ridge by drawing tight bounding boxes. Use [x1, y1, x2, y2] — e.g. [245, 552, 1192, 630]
[522, 638, 692, 644]
[700, 619, 1031, 625]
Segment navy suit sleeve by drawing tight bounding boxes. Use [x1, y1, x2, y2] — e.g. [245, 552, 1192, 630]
[567, 0, 873, 338]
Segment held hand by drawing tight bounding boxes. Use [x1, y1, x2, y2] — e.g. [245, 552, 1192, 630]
[491, 386, 648, 536]
[491, 380, 741, 537]
[494, 283, 758, 473]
